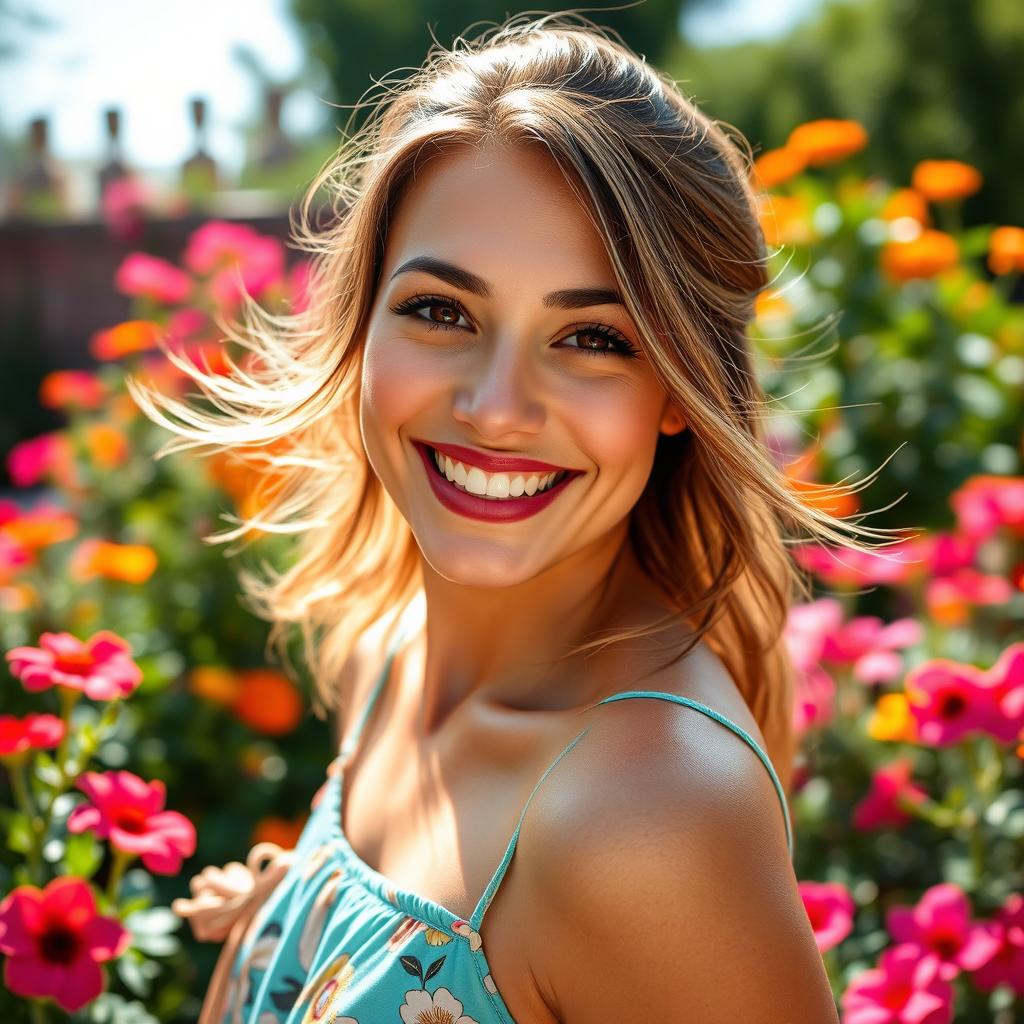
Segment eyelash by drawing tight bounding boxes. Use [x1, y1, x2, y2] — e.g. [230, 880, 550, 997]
[388, 293, 640, 360]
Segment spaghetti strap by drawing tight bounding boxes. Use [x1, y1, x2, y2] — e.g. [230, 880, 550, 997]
[469, 726, 592, 932]
[470, 688, 793, 932]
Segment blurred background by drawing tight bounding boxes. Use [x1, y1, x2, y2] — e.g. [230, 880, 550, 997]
[4, 0, 1022, 464]
[2, 2, 1023, 1022]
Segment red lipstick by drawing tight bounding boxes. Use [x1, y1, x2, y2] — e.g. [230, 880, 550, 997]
[413, 442, 580, 523]
[414, 438, 571, 475]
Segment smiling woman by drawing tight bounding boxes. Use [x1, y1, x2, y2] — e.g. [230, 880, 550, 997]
[130, 10, 899, 1024]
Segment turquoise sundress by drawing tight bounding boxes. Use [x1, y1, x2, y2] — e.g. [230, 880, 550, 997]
[222, 617, 793, 1023]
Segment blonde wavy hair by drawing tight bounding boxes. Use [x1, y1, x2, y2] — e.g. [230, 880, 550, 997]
[128, 11, 900, 797]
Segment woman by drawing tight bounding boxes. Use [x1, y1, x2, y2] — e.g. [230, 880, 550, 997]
[156, 12, 894, 1023]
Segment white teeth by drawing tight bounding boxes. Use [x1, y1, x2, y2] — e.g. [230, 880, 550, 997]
[429, 447, 566, 501]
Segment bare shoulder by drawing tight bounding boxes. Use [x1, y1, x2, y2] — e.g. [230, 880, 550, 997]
[519, 648, 837, 1023]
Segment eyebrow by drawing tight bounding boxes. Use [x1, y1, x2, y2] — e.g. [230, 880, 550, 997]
[389, 255, 624, 309]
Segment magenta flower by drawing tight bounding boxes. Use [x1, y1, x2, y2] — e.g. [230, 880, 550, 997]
[792, 542, 921, 587]
[0, 875, 130, 1012]
[841, 943, 954, 1024]
[969, 893, 1024, 996]
[786, 598, 922, 683]
[5, 432, 65, 488]
[794, 665, 836, 736]
[0, 713, 65, 757]
[852, 758, 928, 831]
[114, 252, 192, 305]
[68, 770, 196, 874]
[904, 659, 994, 747]
[926, 568, 1012, 612]
[951, 474, 1024, 542]
[5, 630, 143, 701]
[886, 883, 1003, 981]
[823, 615, 924, 684]
[980, 642, 1024, 742]
[182, 220, 284, 309]
[799, 880, 855, 953]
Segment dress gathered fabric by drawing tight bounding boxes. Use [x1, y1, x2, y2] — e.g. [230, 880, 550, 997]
[216, 614, 793, 1023]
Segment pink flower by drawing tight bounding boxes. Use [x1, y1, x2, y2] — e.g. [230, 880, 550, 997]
[0, 713, 65, 757]
[792, 542, 921, 587]
[926, 568, 1012, 611]
[68, 770, 196, 874]
[0, 875, 131, 1012]
[852, 758, 928, 831]
[904, 659, 995, 747]
[5, 432, 70, 488]
[969, 893, 1024, 995]
[823, 616, 924, 684]
[794, 665, 836, 736]
[799, 880, 855, 953]
[886, 883, 1003, 981]
[982, 642, 1024, 743]
[182, 221, 284, 309]
[5, 631, 143, 700]
[841, 943, 954, 1024]
[0, 530, 32, 583]
[114, 252, 192, 305]
[951, 475, 1024, 542]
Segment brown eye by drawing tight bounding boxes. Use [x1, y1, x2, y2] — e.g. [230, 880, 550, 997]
[389, 294, 471, 331]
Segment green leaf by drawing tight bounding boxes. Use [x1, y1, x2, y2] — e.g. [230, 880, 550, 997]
[7, 814, 33, 854]
[64, 830, 103, 878]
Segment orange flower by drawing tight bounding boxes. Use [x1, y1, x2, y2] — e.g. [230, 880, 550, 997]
[231, 669, 303, 735]
[90, 320, 163, 361]
[0, 583, 39, 614]
[881, 188, 930, 226]
[757, 194, 816, 247]
[70, 539, 158, 584]
[754, 289, 794, 323]
[785, 119, 868, 167]
[206, 441, 291, 524]
[39, 371, 106, 411]
[752, 147, 807, 190]
[1, 507, 78, 549]
[880, 230, 959, 283]
[911, 160, 982, 203]
[788, 477, 860, 518]
[83, 424, 130, 470]
[251, 814, 307, 850]
[188, 666, 240, 706]
[988, 226, 1024, 276]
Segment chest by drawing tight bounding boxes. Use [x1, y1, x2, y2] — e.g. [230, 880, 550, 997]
[341, 712, 564, 1024]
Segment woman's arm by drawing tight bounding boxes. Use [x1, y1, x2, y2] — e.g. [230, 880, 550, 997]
[527, 709, 839, 1023]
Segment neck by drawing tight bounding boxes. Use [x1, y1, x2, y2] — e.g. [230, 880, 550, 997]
[406, 521, 668, 734]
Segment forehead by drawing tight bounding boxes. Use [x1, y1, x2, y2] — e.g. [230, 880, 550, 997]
[380, 143, 616, 289]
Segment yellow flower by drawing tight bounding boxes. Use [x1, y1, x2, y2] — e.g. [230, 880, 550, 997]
[867, 693, 916, 742]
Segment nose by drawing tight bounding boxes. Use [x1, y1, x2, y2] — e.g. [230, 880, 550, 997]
[451, 335, 545, 439]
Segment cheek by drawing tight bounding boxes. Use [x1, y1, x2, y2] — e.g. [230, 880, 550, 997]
[360, 337, 437, 430]
[564, 380, 663, 480]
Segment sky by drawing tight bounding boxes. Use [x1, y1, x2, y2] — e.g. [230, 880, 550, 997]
[0, 0, 824, 183]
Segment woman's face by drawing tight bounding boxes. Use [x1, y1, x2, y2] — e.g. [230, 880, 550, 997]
[359, 142, 685, 587]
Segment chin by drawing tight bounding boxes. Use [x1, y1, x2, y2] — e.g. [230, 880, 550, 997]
[413, 532, 550, 589]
